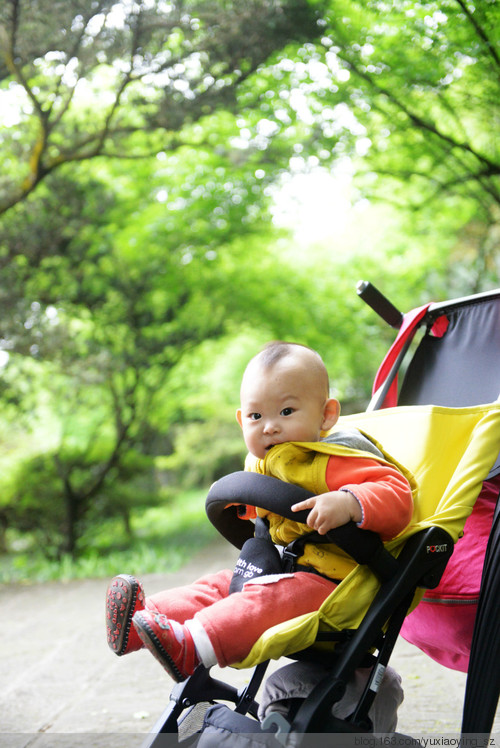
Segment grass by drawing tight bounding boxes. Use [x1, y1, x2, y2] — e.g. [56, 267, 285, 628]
[0, 488, 220, 584]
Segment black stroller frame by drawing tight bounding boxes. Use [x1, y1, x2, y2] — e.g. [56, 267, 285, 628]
[140, 282, 500, 747]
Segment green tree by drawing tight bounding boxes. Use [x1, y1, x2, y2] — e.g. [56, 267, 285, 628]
[0, 0, 321, 214]
[2, 137, 360, 558]
[315, 1, 499, 289]
[0, 0, 329, 560]
[3, 0, 498, 563]
[230, 0, 499, 290]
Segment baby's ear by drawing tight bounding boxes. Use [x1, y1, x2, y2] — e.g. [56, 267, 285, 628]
[235, 408, 243, 428]
[322, 398, 340, 431]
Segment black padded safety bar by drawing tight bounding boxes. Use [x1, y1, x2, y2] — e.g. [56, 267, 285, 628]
[205, 472, 399, 582]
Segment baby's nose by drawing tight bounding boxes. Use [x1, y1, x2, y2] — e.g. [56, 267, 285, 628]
[263, 420, 280, 434]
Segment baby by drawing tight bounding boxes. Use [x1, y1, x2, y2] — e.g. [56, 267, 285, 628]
[106, 342, 413, 681]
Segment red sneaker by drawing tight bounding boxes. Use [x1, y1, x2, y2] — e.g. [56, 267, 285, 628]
[132, 610, 199, 682]
[106, 574, 145, 655]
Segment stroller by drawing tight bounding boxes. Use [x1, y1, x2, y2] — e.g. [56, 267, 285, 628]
[140, 283, 500, 747]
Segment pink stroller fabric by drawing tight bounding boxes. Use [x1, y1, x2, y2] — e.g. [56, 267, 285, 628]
[401, 477, 498, 671]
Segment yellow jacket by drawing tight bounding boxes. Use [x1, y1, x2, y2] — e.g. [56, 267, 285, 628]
[244, 432, 416, 580]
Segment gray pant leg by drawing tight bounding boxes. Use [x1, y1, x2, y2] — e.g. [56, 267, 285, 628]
[259, 660, 404, 733]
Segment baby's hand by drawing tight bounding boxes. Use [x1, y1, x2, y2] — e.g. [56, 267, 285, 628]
[291, 491, 362, 535]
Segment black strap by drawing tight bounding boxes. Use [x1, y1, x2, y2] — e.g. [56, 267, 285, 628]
[205, 472, 399, 582]
[255, 517, 340, 581]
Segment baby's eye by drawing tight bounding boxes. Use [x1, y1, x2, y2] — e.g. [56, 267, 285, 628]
[249, 412, 261, 421]
[281, 407, 295, 416]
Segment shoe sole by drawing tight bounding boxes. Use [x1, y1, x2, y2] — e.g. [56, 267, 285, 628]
[106, 574, 141, 655]
[133, 614, 184, 683]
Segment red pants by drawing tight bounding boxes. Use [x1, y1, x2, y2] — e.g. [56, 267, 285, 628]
[147, 569, 336, 667]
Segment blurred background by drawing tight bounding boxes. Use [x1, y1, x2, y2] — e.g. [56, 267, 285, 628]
[0, 0, 498, 584]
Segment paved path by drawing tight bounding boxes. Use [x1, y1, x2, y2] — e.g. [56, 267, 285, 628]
[1, 538, 498, 747]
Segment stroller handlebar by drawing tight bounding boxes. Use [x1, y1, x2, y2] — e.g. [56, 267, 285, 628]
[357, 280, 404, 329]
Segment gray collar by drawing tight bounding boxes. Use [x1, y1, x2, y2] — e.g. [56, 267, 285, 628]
[321, 428, 384, 459]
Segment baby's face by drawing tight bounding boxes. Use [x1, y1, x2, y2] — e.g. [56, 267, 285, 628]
[236, 356, 338, 459]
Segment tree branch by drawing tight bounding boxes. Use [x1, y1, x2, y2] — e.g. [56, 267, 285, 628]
[453, 0, 500, 71]
[341, 52, 500, 175]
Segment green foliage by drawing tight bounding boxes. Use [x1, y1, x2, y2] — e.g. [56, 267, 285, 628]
[315, 0, 500, 289]
[313, 1, 500, 207]
[236, 0, 499, 291]
[159, 420, 247, 490]
[0, 488, 217, 583]
[2, 441, 160, 560]
[0, 0, 498, 573]
[0, 0, 322, 212]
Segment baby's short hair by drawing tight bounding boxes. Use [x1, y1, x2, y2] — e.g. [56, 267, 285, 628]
[257, 341, 323, 368]
[258, 341, 301, 368]
[253, 341, 330, 398]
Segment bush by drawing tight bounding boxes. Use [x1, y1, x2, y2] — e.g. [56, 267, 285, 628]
[157, 419, 247, 490]
[1, 447, 164, 560]
[0, 488, 218, 583]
